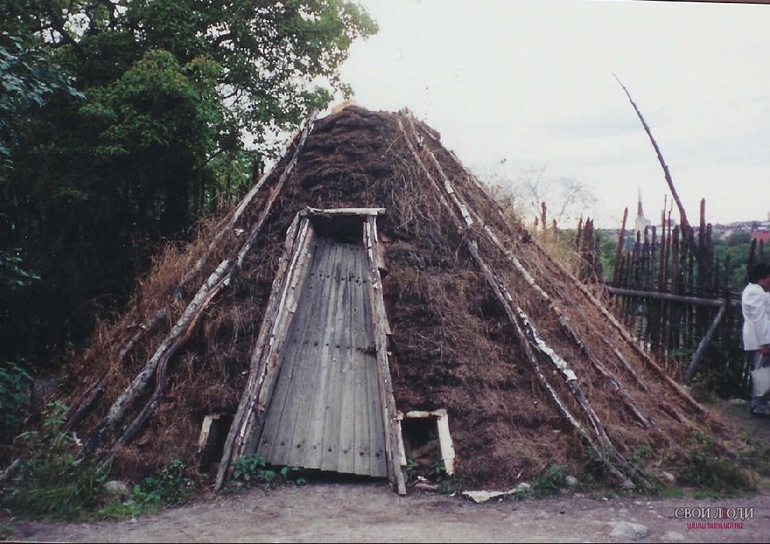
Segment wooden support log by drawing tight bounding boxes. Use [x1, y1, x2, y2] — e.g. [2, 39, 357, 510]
[683, 300, 728, 386]
[78, 259, 234, 459]
[215, 213, 311, 491]
[483, 224, 659, 433]
[533, 242, 713, 420]
[63, 308, 168, 433]
[432, 152, 662, 439]
[113, 274, 230, 450]
[614, 75, 689, 229]
[79, 115, 317, 460]
[515, 309, 653, 490]
[398, 115, 648, 490]
[418, 117, 711, 435]
[364, 217, 407, 495]
[605, 287, 739, 308]
[176, 111, 319, 296]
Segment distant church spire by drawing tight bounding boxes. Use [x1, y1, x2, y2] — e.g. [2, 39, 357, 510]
[634, 186, 651, 240]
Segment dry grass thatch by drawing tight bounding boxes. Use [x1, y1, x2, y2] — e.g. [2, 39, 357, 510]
[53, 106, 742, 491]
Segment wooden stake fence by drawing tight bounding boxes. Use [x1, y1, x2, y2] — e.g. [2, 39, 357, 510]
[579, 201, 745, 390]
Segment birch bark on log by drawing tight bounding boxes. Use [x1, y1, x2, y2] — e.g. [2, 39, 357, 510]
[414, 115, 710, 435]
[175, 111, 318, 296]
[64, 308, 167, 433]
[78, 116, 317, 460]
[215, 214, 310, 491]
[398, 115, 648, 490]
[364, 217, 407, 495]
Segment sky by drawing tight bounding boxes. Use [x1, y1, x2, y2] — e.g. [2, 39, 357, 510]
[332, 0, 770, 229]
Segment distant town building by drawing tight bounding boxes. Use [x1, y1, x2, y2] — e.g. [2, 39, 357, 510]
[752, 230, 770, 245]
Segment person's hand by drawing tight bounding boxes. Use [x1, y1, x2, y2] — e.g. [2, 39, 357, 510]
[761, 344, 770, 356]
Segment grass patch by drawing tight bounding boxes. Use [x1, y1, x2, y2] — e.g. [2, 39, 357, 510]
[672, 430, 756, 498]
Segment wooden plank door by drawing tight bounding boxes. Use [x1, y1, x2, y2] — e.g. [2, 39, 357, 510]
[254, 234, 388, 477]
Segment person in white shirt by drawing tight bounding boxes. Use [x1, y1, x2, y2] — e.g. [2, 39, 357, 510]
[741, 261, 770, 416]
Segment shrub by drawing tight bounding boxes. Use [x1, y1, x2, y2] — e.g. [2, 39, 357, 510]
[230, 454, 306, 489]
[675, 431, 755, 496]
[0, 361, 33, 444]
[531, 464, 569, 496]
[4, 401, 109, 519]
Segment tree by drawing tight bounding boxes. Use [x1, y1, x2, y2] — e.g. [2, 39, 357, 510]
[485, 166, 597, 229]
[0, 0, 378, 363]
[0, 27, 83, 355]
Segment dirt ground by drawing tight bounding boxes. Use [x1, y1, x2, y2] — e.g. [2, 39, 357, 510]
[4, 398, 770, 543]
[6, 481, 770, 543]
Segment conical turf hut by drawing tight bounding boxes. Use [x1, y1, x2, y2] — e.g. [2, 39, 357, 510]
[56, 105, 737, 495]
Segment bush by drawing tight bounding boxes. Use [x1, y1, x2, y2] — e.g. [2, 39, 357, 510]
[675, 431, 755, 497]
[3, 401, 109, 519]
[531, 464, 569, 496]
[230, 454, 306, 489]
[0, 361, 33, 444]
[138, 459, 197, 506]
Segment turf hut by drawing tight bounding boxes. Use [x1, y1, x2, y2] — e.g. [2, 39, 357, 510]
[56, 105, 734, 495]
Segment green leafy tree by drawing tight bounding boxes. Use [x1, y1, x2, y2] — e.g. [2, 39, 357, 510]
[0, 0, 377, 362]
[710, 231, 755, 292]
[0, 24, 84, 358]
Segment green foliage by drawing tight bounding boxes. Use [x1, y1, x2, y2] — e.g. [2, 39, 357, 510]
[82, 49, 223, 158]
[230, 454, 306, 489]
[0, 247, 40, 290]
[4, 401, 110, 520]
[740, 436, 770, 481]
[135, 459, 196, 507]
[631, 445, 653, 465]
[405, 459, 476, 495]
[94, 485, 161, 521]
[531, 464, 569, 496]
[406, 458, 448, 483]
[0, 31, 83, 166]
[0, 0, 379, 366]
[714, 231, 753, 291]
[65, 459, 196, 521]
[0, 361, 32, 443]
[682, 339, 747, 400]
[3, 402, 199, 521]
[674, 431, 755, 496]
[599, 234, 619, 282]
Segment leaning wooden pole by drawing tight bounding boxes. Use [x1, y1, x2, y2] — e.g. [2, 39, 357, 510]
[683, 299, 728, 386]
[399, 114, 652, 490]
[613, 74, 690, 230]
[78, 114, 317, 460]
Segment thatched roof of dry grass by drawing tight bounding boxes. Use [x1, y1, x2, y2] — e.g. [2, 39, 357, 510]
[56, 105, 741, 491]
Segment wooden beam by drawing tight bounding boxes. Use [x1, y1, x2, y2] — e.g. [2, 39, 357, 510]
[605, 286, 739, 308]
[364, 216, 407, 495]
[683, 300, 729, 386]
[302, 207, 386, 216]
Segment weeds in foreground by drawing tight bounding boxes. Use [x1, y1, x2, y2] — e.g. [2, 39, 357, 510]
[94, 459, 198, 520]
[531, 464, 569, 496]
[229, 454, 306, 489]
[3, 400, 108, 520]
[1, 401, 200, 522]
[672, 430, 756, 497]
[0, 361, 33, 444]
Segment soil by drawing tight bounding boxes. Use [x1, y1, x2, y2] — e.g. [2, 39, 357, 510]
[5, 481, 770, 543]
[4, 399, 770, 544]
